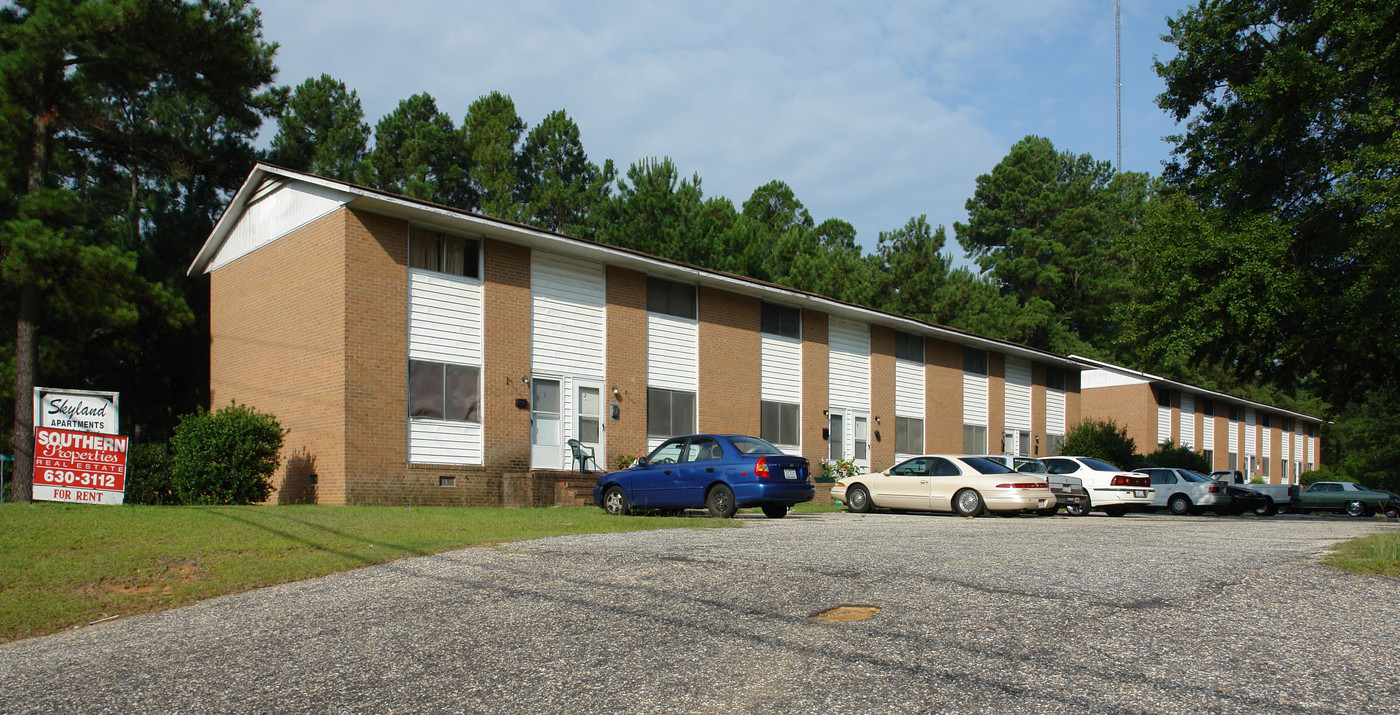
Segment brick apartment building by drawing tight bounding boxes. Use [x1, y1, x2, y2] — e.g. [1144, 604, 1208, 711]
[1075, 357, 1323, 484]
[190, 165, 1087, 506]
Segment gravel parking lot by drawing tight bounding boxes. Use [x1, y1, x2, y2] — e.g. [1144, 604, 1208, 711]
[1, 512, 1397, 714]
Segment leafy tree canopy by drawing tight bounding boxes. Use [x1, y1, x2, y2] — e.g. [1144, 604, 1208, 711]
[268, 73, 369, 181]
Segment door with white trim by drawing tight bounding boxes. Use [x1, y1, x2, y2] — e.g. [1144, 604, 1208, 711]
[530, 377, 563, 470]
[575, 381, 604, 471]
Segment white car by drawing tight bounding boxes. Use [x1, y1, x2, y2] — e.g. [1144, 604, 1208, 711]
[972, 454, 1091, 517]
[831, 455, 1056, 516]
[1041, 456, 1154, 516]
[1133, 467, 1232, 515]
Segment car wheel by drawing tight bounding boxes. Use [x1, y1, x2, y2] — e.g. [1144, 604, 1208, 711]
[706, 485, 737, 519]
[1036, 507, 1058, 516]
[1103, 505, 1128, 517]
[1169, 494, 1192, 516]
[1344, 500, 1370, 518]
[1064, 497, 1090, 517]
[602, 486, 630, 516]
[761, 505, 788, 519]
[952, 489, 983, 517]
[1387, 507, 1398, 519]
[846, 486, 872, 514]
[1254, 499, 1278, 517]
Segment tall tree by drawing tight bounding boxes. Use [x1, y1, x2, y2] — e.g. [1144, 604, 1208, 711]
[954, 135, 1149, 355]
[1153, 0, 1400, 404]
[268, 74, 369, 181]
[361, 93, 467, 205]
[593, 157, 731, 268]
[517, 109, 613, 237]
[461, 91, 524, 220]
[0, 0, 280, 500]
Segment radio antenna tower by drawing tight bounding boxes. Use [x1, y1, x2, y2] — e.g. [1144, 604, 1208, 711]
[1115, 0, 1122, 172]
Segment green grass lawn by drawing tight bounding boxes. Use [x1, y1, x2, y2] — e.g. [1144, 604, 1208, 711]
[0, 501, 746, 644]
[1323, 531, 1400, 577]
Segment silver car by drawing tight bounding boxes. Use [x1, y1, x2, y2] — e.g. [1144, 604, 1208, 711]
[1133, 467, 1232, 515]
[972, 455, 1089, 516]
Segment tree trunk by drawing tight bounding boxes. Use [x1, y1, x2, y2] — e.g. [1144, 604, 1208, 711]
[12, 283, 37, 502]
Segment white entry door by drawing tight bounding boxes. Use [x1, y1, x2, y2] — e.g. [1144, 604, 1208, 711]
[576, 382, 604, 470]
[531, 378, 562, 470]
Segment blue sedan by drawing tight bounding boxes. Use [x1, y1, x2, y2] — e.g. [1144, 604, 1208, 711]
[594, 434, 814, 518]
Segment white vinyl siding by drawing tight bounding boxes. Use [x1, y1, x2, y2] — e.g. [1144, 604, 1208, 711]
[1046, 377, 1066, 436]
[1180, 393, 1195, 449]
[1294, 424, 1304, 465]
[828, 319, 870, 410]
[1202, 407, 1215, 450]
[1307, 432, 1315, 463]
[408, 271, 483, 465]
[761, 334, 802, 449]
[963, 369, 988, 427]
[1261, 422, 1271, 468]
[1157, 399, 1172, 445]
[1004, 357, 1032, 432]
[1245, 409, 1256, 455]
[209, 181, 350, 271]
[896, 356, 925, 462]
[647, 310, 698, 453]
[532, 254, 605, 379]
[1228, 415, 1239, 454]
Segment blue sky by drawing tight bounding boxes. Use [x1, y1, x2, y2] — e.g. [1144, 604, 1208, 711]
[257, 0, 1192, 257]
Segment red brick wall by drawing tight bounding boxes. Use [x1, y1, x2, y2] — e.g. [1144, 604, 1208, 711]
[698, 287, 760, 433]
[1080, 382, 1154, 454]
[926, 338, 962, 453]
[1065, 369, 1082, 433]
[482, 240, 533, 484]
[210, 208, 349, 505]
[801, 310, 830, 470]
[869, 326, 896, 469]
[1031, 363, 1047, 458]
[605, 266, 648, 467]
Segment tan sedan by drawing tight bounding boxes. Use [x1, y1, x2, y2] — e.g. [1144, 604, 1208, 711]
[830, 455, 1056, 516]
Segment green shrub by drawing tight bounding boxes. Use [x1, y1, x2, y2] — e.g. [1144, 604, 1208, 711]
[820, 458, 861, 482]
[124, 442, 180, 505]
[1141, 441, 1211, 472]
[170, 403, 285, 505]
[1298, 468, 1336, 487]
[1061, 418, 1139, 469]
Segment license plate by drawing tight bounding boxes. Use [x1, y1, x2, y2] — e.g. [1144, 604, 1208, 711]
[784, 468, 797, 480]
[1134, 490, 1147, 498]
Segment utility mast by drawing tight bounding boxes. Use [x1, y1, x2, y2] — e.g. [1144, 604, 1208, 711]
[1115, 0, 1122, 172]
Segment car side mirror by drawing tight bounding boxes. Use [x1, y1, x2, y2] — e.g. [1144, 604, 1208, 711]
[634, 457, 648, 468]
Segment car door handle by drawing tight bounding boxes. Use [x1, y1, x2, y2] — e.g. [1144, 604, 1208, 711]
[706, 467, 715, 473]
[664, 470, 673, 475]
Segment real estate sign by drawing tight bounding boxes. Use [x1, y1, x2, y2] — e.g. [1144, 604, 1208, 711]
[32, 427, 129, 505]
[34, 387, 119, 435]
[32, 387, 125, 505]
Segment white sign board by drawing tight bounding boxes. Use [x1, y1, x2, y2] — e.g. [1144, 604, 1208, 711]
[34, 387, 119, 435]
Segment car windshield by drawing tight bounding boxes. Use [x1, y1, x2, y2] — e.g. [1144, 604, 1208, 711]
[727, 436, 784, 456]
[1181, 471, 1214, 483]
[961, 457, 1013, 475]
[1014, 459, 1047, 474]
[1080, 458, 1121, 472]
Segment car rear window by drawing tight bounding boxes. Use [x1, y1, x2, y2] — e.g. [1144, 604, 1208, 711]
[1080, 458, 1121, 472]
[728, 436, 784, 456]
[961, 457, 1012, 474]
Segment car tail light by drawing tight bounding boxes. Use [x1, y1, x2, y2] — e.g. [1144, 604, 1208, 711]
[755, 457, 769, 478]
[996, 482, 1048, 489]
[1208, 485, 1221, 493]
[1110, 474, 1150, 487]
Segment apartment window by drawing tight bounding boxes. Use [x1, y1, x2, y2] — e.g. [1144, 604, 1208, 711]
[963, 348, 988, 376]
[647, 277, 696, 319]
[1229, 406, 1239, 421]
[1156, 387, 1172, 407]
[761, 302, 801, 339]
[409, 360, 480, 422]
[828, 413, 844, 460]
[1045, 433, 1065, 457]
[409, 228, 480, 279]
[895, 332, 924, 363]
[1203, 399, 1215, 417]
[963, 424, 987, 453]
[1203, 449, 1214, 467]
[1046, 367, 1066, 391]
[1229, 453, 1238, 470]
[896, 417, 924, 454]
[761, 401, 800, 446]
[647, 388, 696, 437]
[1283, 418, 1293, 431]
[854, 417, 869, 461]
[1308, 425, 1316, 438]
[1262, 459, 1270, 478]
[1261, 413, 1272, 428]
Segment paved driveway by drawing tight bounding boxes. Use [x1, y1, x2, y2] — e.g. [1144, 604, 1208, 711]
[1, 512, 1397, 714]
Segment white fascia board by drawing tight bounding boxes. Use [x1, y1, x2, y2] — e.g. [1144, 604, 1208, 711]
[1068, 354, 1325, 425]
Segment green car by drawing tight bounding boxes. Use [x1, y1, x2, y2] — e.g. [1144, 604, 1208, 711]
[1295, 481, 1397, 517]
